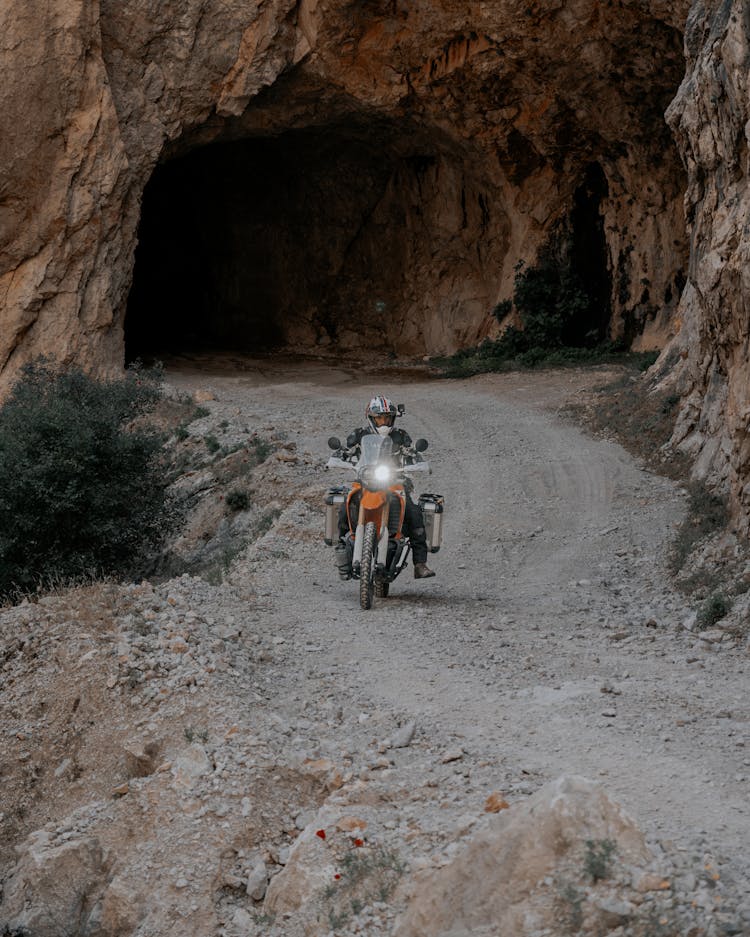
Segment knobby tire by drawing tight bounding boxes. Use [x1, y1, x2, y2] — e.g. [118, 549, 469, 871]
[359, 522, 376, 610]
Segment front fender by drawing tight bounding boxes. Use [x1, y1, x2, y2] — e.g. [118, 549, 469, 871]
[360, 490, 387, 511]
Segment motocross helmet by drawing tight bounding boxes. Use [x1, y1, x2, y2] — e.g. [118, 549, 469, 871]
[366, 395, 397, 436]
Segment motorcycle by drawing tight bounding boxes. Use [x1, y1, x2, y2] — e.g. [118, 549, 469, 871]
[324, 433, 443, 609]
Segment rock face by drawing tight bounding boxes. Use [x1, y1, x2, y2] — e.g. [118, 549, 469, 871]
[0, 0, 690, 382]
[393, 775, 651, 937]
[1, 830, 108, 937]
[661, 1, 750, 529]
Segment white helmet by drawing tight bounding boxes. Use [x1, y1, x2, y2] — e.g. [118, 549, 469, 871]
[366, 395, 397, 436]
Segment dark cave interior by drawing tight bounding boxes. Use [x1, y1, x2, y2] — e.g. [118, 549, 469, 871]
[126, 129, 615, 361]
[126, 127, 413, 360]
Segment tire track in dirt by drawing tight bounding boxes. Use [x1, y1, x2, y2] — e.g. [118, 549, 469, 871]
[173, 361, 749, 879]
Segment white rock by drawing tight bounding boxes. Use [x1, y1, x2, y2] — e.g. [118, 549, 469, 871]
[390, 721, 417, 749]
[171, 744, 211, 787]
[232, 907, 254, 929]
[246, 861, 268, 901]
[54, 758, 73, 778]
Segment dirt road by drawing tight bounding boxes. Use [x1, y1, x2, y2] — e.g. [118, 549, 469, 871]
[168, 358, 749, 878]
[4, 357, 749, 937]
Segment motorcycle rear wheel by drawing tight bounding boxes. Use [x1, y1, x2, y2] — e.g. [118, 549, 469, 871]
[359, 521, 376, 610]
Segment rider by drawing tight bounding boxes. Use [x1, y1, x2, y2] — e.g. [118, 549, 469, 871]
[335, 395, 436, 580]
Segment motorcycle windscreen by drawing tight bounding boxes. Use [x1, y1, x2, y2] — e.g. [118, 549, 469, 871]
[360, 434, 394, 466]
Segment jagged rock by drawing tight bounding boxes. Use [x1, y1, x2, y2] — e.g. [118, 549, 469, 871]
[660, 0, 750, 530]
[393, 776, 651, 937]
[246, 860, 269, 901]
[389, 720, 417, 749]
[99, 875, 143, 937]
[264, 807, 345, 914]
[171, 743, 212, 787]
[0, 830, 108, 937]
[123, 737, 160, 777]
[1, 0, 689, 387]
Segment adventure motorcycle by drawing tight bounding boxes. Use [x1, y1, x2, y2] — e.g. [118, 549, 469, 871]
[324, 433, 443, 610]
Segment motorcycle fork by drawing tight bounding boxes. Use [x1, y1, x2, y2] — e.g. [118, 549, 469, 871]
[352, 492, 387, 567]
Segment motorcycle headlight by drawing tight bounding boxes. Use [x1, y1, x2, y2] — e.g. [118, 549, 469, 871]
[374, 465, 391, 483]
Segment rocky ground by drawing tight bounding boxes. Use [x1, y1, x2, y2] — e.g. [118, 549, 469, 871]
[0, 358, 748, 936]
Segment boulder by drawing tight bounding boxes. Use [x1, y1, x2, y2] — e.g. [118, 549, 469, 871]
[264, 806, 346, 915]
[0, 830, 108, 937]
[393, 775, 650, 937]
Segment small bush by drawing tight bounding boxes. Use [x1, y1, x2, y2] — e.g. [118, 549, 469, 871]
[491, 299, 512, 323]
[225, 489, 249, 512]
[557, 882, 584, 932]
[0, 361, 176, 599]
[433, 254, 655, 377]
[697, 593, 731, 629]
[583, 838, 616, 882]
[320, 847, 405, 930]
[670, 482, 728, 574]
[204, 435, 221, 454]
[249, 437, 272, 464]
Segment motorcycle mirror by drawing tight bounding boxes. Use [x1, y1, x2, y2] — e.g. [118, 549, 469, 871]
[415, 438, 428, 452]
[397, 404, 405, 416]
[327, 436, 342, 450]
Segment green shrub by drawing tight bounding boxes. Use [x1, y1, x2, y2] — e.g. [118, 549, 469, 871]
[697, 593, 731, 629]
[0, 361, 176, 599]
[225, 489, 249, 512]
[249, 436, 272, 464]
[637, 350, 659, 371]
[433, 251, 644, 377]
[583, 838, 616, 882]
[204, 435, 221, 454]
[669, 482, 728, 574]
[512, 259, 590, 349]
[491, 299, 512, 323]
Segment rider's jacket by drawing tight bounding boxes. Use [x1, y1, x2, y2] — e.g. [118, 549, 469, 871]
[346, 426, 413, 453]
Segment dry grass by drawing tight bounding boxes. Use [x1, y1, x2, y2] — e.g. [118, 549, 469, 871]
[571, 372, 688, 479]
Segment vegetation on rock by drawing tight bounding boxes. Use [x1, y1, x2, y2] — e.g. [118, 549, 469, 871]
[435, 256, 658, 377]
[0, 362, 177, 599]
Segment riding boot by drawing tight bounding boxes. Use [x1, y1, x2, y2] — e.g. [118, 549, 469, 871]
[413, 562, 436, 579]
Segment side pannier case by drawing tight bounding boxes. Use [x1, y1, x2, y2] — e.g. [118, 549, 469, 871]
[324, 486, 349, 545]
[418, 493, 444, 553]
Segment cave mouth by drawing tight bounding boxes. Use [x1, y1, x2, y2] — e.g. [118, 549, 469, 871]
[125, 122, 497, 363]
[125, 127, 391, 361]
[563, 162, 612, 347]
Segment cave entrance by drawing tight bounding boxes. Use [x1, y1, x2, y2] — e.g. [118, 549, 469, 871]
[124, 124, 501, 362]
[563, 162, 612, 347]
[126, 128, 393, 360]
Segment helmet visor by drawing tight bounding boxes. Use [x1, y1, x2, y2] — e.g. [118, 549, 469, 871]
[372, 413, 395, 427]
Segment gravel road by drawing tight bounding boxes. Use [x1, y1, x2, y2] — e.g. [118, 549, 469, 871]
[3, 357, 748, 937]
[167, 358, 749, 876]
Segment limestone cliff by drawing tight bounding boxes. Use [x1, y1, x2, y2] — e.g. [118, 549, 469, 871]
[1, 0, 690, 378]
[662, 0, 750, 528]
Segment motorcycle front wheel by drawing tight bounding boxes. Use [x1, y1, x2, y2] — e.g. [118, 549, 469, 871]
[359, 521, 376, 610]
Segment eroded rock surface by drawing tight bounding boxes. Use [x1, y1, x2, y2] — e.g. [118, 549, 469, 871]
[393, 775, 650, 937]
[1, 0, 690, 382]
[661, 1, 750, 529]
